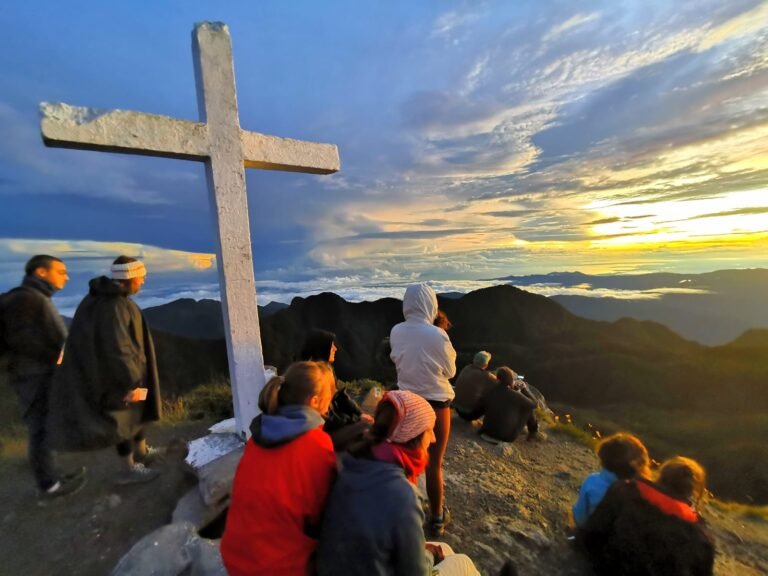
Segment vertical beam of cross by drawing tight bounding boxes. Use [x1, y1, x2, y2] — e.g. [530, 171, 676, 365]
[192, 24, 264, 438]
[40, 22, 340, 438]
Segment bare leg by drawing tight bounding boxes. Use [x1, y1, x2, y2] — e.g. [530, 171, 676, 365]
[427, 406, 451, 518]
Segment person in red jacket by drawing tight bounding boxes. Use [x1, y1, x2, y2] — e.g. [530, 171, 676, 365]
[221, 361, 337, 576]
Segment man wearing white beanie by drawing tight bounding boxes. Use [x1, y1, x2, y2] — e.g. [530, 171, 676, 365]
[50, 255, 163, 485]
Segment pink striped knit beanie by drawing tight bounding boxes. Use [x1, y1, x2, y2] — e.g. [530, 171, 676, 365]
[382, 390, 436, 444]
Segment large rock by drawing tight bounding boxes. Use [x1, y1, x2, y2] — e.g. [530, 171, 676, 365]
[111, 522, 226, 576]
[197, 446, 244, 506]
[172, 488, 229, 531]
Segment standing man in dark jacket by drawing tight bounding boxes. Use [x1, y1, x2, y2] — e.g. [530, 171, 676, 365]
[1, 255, 85, 499]
[52, 256, 162, 484]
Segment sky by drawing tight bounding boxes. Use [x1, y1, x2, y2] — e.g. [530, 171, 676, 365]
[1, 0, 768, 311]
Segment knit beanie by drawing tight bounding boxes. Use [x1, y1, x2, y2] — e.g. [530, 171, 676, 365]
[382, 390, 436, 444]
[473, 350, 492, 367]
[111, 260, 147, 280]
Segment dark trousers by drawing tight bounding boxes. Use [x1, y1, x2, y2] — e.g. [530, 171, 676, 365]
[526, 412, 539, 435]
[116, 431, 146, 457]
[22, 392, 56, 491]
[456, 407, 484, 421]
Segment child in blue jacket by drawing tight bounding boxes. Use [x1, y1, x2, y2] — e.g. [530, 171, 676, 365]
[573, 433, 650, 527]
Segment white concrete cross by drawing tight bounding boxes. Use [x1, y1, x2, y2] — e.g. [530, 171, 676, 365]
[40, 22, 340, 439]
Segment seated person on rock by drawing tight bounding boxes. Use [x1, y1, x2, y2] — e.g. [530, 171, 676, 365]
[221, 361, 337, 576]
[453, 350, 497, 421]
[299, 328, 372, 451]
[572, 432, 650, 528]
[580, 456, 715, 576]
[317, 389, 512, 576]
[478, 367, 541, 443]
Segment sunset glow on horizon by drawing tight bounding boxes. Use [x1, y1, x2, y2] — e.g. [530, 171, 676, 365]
[1, 1, 768, 297]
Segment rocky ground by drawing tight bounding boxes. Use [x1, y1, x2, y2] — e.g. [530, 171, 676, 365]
[439, 414, 768, 575]
[0, 414, 766, 575]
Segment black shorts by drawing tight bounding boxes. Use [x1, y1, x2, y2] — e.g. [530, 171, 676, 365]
[427, 399, 452, 410]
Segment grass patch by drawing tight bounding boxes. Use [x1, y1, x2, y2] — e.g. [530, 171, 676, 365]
[550, 402, 768, 504]
[711, 500, 768, 523]
[340, 378, 384, 396]
[0, 428, 27, 460]
[162, 376, 233, 423]
[550, 422, 599, 449]
[547, 409, 600, 449]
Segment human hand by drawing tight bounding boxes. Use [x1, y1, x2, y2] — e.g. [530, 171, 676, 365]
[361, 414, 374, 424]
[425, 543, 445, 563]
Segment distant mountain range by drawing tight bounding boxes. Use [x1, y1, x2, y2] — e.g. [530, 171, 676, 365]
[129, 285, 768, 503]
[144, 285, 768, 414]
[499, 268, 768, 345]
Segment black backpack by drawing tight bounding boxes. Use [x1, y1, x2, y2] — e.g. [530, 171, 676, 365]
[0, 287, 26, 359]
[323, 387, 363, 433]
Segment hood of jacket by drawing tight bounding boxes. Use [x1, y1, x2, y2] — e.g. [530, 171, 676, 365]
[88, 275, 128, 298]
[337, 453, 410, 492]
[402, 283, 438, 324]
[250, 404, 325, 448]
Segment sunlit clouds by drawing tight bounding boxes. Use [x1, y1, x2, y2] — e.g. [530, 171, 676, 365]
[1, 1, 768, 299]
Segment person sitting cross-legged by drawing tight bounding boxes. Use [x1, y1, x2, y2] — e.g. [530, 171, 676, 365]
[453, 351, 497, 421]
[478, 367, 539, 444]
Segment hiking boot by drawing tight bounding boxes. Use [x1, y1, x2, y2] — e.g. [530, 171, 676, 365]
[134, 445, 166, 465]
[428, 506, 451, 537]
[37, 473, 87, 505]
[527, 431, 547, 442]
[114, 463, 160, 486]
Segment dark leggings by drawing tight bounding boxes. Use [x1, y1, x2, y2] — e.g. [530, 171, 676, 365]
[116, 429, 146, 458]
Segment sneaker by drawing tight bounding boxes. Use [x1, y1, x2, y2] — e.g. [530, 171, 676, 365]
[114, 463, 160, 486]
[479, 432, 501, 445]
[428, 506, 452, 537]
[527, 431, 547, 442]
[37, 473, 87, 505]
[134, 445, 166, 465]
[61, 466, 87, 482]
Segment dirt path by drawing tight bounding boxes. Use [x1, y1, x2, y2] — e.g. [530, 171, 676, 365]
[0, 421, 210, 576]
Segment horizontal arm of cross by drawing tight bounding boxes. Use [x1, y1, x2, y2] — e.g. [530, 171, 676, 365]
[41, 102, 209, 160]
[41, 102, 340, 174]
[241, 131, 339, 174]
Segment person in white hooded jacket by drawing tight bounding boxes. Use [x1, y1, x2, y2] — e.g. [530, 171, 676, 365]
[390, 283, 457, 536]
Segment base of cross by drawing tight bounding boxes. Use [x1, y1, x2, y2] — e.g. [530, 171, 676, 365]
[113, 418, 246, 575]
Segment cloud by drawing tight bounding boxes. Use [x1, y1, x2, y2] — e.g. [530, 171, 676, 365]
[695, 1, 768, 53]
[542, 12, 600, 43]
[0, 102, 202, 205]
[0, 237, 214, 279]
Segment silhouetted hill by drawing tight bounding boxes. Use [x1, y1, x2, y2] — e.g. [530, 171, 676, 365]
[146, 286, 768, 413]
[143, 298, 287, 340]
[252, 285, 768, 414]
[500, 269, 768, 345]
